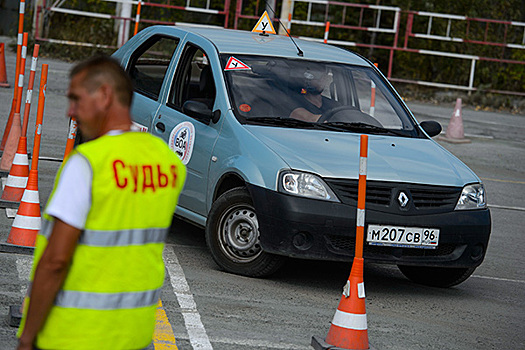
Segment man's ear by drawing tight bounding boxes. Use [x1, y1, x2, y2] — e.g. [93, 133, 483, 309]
[98, 83, 114, 109]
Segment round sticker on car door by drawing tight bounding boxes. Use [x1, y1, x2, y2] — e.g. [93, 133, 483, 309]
[169, 122, 195, 165]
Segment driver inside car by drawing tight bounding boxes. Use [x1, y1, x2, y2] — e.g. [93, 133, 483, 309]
[289, 68, 340, 122]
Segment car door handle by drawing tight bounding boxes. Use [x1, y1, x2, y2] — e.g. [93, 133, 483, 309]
[156, 122, 166, 133]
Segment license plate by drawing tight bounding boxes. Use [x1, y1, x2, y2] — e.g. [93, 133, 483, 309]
[367, 224, 439, 249]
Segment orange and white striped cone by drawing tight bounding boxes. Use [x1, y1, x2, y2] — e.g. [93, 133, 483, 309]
[1, 136, 29, 202]
[312, 258, 372, 350]
[326, 258, 369, 349]
[6, 169, 40, 247]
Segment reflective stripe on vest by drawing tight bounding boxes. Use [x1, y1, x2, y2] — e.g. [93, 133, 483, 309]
[40, 218, 167, 246]
[55, 288, 161, 310]
[27, 283, 161, 310]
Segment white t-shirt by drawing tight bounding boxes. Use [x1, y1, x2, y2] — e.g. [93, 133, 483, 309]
[45, 131, 125, 229]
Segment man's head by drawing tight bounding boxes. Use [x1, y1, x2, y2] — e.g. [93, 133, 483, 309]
[303, 67, 329, 95]
[67, 56, 133, 141]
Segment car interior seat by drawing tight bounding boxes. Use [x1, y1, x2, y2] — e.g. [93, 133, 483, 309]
[195, 65, 216, 109]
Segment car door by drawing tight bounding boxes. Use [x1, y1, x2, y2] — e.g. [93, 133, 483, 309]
[127, 34, 182, 131]
[152, 36, 224, 217]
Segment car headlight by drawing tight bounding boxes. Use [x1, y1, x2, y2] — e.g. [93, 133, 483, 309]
[279, 171, 339, 202]
[455, 183, 487, 210]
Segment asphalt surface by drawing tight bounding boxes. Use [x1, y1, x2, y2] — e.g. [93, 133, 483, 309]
[0, 35, 524, 349]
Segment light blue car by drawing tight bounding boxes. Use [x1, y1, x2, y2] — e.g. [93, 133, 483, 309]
[112, 25, 491, 287]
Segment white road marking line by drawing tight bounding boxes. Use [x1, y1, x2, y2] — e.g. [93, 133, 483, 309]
[163, 246, 213, 350]
[472, 275, 525, 284]
[488, 204, 525, 211]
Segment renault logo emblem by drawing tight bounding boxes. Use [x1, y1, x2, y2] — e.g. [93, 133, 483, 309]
[398, 192, 409, 208]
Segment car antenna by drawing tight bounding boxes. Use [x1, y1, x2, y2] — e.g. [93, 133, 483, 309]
[263, 0, 303, 57]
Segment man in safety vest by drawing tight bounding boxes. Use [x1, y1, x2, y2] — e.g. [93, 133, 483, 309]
[17, 56, 186, 350]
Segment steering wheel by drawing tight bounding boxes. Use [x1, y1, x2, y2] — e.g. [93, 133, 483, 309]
[317, 105, 382, 127]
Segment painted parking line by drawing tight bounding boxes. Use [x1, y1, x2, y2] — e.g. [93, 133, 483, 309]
[163, 246, 213, 350]
[154, 299, 178, 349]
[488, 204, 525, 212]
[472, 275, 525, 284]
[482, 177, 525, 185]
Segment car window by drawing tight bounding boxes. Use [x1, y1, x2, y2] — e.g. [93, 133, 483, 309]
[221, 55, 417, 136]
[169, 44, 216, 112]
[351, 70, 403, 130]
[128, 36, 179, 100]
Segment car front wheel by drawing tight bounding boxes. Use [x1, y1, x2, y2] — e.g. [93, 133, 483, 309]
[206, 187, 285, 277]
[398, 265, 477, 288]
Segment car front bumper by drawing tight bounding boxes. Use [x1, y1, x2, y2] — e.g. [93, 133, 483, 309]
[247, 184, 491, 268]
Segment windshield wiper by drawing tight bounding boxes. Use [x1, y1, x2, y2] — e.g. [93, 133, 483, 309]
[323, 122, 408, 136]
[245, 117, 346, 132]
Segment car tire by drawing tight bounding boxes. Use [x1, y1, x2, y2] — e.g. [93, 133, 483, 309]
[206, 187, 286, 277]
[397, 265, 477, 288]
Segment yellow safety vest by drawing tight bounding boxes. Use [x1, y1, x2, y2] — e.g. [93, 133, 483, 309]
[18, 132, 186, 349]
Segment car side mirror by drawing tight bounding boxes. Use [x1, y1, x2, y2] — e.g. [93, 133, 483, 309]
[420, 120, 442, 138]
[182, 100, 221, 125]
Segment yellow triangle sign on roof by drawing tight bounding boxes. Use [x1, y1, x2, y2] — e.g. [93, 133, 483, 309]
[252, 11, 276, 35]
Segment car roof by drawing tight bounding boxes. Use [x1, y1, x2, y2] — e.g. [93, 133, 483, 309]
[152, 25, 370, 67]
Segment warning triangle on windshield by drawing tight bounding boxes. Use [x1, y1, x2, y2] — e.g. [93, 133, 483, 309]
[224, 56, 251, 71]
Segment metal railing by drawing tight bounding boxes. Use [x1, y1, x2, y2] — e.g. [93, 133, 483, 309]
[35, 0, 231, 49]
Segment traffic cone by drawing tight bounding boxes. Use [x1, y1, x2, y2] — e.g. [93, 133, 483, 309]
[0, 112, 22, 173]
[312, 258, 373, 350]
[6, 169, 40, 247]
[1, 136, 29, 202]
[438, 98, 471, 144]
[0, 43, 9, 88]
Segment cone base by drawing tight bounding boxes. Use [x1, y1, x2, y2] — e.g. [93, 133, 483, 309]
[0, 242, 35, 255]
[0, 199, 20, 208]
[312, 335, 375, 350]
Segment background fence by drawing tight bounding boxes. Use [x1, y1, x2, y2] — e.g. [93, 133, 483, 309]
[28, 0, 525, 97]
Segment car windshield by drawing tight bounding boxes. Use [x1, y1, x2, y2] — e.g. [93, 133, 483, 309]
[221, 55, 419, 136]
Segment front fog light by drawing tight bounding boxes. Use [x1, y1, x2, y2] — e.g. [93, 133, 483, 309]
[280, 171, 339, 202]
[455, 183, 487, 210]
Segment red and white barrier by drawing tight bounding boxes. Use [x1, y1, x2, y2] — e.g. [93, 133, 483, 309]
[312, 135, 372, 350]
[323, 21, 330, 44]
[133, 0, 143, 36]
[21, 45, 39, 138]
[0, 0, 26, 152]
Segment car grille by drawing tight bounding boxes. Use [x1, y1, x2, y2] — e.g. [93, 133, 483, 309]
[325, 179, 461, 213]
[326, 235, 457, 257]
[410, 187, 459, 208]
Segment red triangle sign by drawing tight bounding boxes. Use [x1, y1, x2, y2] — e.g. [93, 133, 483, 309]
[225, 56, 251, 71]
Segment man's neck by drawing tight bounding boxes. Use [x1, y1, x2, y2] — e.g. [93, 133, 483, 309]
[305, 93, 322, 108]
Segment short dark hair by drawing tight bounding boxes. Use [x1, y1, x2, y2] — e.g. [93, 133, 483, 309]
[70, 55, 133, 107]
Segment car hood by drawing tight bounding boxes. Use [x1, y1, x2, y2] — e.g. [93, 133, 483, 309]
[245, 126, 479, 187]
